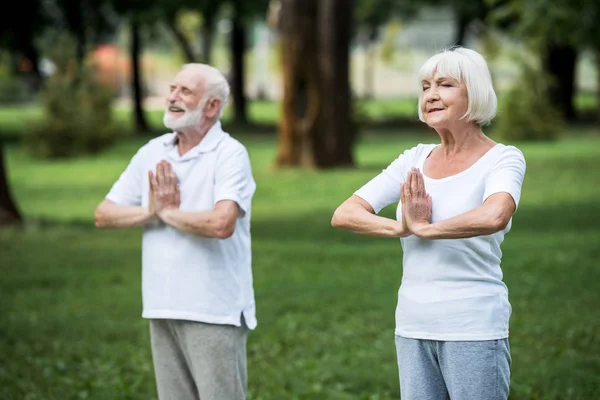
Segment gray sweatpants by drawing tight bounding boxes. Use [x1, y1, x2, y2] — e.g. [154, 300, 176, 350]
[395, 335, 511, 400]
[149, 318, 248, 400]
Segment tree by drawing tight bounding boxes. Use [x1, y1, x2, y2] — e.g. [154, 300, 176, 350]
[226, 0, 270, 125]
[157, 0, 222, 64]
[0, 142, 22, 226]
[130, 15, 150, 132]
[490, 0, 600, 121]
[274, 0, 355, 168]
[0, 0, 48, 91]
[109, 0, 156, 132]
[230, 0, 248, 125]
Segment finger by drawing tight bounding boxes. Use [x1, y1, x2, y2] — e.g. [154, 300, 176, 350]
[167, 162, 175, 187]
[416, 169, 425, 197]
[400, 183, 405, 203]
[410, 168, 419, 195]
[162, 162, 170, 186]
[156, 163, 163, 185]
[163, 162, 172, 187]
[149, 171, 158, 189]
[405, 170, 412, 196]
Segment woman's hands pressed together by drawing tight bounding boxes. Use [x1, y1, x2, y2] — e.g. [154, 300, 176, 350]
[401, 168, 432, 237]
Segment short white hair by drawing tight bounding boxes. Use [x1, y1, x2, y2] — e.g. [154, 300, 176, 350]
[182, 63, 230, 119]
[417, 46, 497, 126]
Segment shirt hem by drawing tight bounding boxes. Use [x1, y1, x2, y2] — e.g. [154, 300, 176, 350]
[143, 309, 257, 330]
[394, 329, 508, 341]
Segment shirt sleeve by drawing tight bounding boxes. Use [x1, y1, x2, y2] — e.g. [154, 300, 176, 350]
[483, 145, 526, 210]
[105, 147, 146, 206]
[354, 146, 417, 214]
[214, 144, 256, 217]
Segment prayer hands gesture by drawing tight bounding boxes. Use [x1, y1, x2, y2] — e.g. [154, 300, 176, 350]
[149, 160, 180, 216]
[400, 168, 432, 235]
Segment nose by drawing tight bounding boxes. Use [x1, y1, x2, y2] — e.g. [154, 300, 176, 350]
[425, 87, 440, 102]
[167, 88, 180, 103]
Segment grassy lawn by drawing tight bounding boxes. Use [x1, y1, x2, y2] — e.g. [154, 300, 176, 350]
[1, 126, 600, 399]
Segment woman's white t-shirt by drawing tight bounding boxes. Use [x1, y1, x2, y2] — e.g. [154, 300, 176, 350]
[354, 143, 526, 341]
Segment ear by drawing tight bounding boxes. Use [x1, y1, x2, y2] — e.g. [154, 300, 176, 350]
[204, 98, 222, 119]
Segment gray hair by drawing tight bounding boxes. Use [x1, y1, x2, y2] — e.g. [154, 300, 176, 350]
[182, 63, 230, 119]
[417, 46, 498, 126]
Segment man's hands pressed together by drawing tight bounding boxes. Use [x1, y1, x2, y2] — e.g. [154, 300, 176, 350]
[149, 160, 181, 219]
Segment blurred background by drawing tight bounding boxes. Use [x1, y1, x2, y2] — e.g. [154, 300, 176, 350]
[0, 0, 598, 399]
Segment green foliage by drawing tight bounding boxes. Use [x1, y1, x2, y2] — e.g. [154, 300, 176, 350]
[23, 33, 119, 159]
[489, 0, 600, 51]
[494, 58, 564, 142]
[0, 52, 33, 104]
[2, 132, 600, 399]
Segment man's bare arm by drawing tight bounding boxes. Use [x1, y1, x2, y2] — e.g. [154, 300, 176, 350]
[94, 199, 156, 228]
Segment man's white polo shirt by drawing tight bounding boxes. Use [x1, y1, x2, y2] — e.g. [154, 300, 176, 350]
[105, 121, 257, 329]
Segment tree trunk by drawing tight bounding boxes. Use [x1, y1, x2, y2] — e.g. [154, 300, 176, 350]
[0, 143, 22, 226]
[317, 0, 355, 167]
[543, 42, 578, 121]
[64, 0, 87, 69]
[597, 50, 600, 121]
[275, 0, 355, 168]
[231, 13, 248, 125]
[454, 13, 469, 46]
[166, 17, 196, 63]
[131, 16, 150, 133]
[276, 0, 320, 167]
[201, 15, 215, 64]
[22, 41, 43, 92]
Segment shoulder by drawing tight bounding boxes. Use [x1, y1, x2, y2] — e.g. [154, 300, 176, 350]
[135, 132, 174, 157]
[492, 143, 526, 167]
[218, 133, 251, 159]
[396, 143, 437, 163]
[120, 133, 172, 168]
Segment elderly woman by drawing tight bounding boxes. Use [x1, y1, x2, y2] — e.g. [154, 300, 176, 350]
[332, 46, 526, 400]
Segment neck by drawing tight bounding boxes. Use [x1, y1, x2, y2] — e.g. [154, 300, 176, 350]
[434, 122, 490, 155]
[175, 118, 218, 155]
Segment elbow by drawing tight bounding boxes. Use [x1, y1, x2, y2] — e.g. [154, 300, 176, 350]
[94, 206, 107, 228]
[214, 218, 235, 239]
[331, 207, 347, 229]
[490, 213, 510, 232]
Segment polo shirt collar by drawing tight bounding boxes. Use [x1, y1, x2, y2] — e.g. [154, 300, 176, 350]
[162, 121, 227, 160]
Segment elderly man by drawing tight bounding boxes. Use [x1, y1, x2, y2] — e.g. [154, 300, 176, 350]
[94, 63, 257, 400]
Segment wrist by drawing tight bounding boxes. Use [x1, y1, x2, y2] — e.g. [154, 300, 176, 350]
[157, 205, 177, 220]
[396, 221, 411, 238]
[144, 208, 157, 223]
[412, 221, 432, 238]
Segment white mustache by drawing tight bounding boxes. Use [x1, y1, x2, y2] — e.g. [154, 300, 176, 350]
[167, 102, 188, 111]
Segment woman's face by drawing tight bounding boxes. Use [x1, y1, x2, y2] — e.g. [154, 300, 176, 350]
[420, 72, 469, 130]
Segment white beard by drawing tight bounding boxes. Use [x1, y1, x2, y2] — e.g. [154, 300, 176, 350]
[163, 104, 204, 131]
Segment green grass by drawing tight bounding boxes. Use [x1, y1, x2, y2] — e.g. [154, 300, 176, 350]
[1, 129, 600, 399]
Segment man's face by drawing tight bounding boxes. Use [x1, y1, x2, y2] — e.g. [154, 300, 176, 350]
[163, 69, 205, 131]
